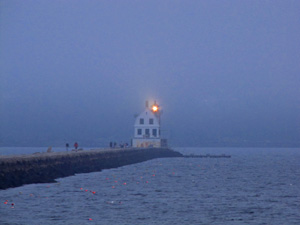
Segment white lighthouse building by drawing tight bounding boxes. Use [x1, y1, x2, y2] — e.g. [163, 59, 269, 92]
[132, 101, 167, 148]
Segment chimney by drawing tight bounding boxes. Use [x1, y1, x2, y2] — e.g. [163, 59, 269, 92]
[145, 100, 149, 108]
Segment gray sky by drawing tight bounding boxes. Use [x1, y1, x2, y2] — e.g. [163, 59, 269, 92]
[1, 0, 299, 147]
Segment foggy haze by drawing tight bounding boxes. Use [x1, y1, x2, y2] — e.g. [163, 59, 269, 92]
[1, 0, 299, 147]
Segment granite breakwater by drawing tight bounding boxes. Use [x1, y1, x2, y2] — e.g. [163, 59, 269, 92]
[0, 148, 182, 190]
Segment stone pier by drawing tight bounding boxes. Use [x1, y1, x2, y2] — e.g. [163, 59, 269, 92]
[0, 147, 182, 190]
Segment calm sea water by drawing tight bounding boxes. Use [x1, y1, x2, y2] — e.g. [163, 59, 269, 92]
[0, 147, 299, 225]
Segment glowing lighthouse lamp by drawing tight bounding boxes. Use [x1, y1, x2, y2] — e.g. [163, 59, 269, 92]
[152, 104, 159, 113]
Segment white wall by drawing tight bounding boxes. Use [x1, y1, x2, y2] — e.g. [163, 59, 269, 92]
[134, 108, 160, 138]
[132, 138, 161, 148]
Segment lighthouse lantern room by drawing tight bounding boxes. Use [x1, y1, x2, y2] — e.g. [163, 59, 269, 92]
[132, 101, 166, 148]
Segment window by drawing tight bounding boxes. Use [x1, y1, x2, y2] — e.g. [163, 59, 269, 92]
[139, 118, 144, 124]
[137, 129, 142, 135]
[152, 129, 157, 137]
[149, 118, 154, 124]
[145, 129, 150, 135]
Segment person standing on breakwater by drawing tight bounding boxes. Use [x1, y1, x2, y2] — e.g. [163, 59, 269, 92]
[74, 142, 78, 150]
[66, 143, 69, 151]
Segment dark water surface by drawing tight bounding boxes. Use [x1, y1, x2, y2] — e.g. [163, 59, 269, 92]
[1, 147, 299, 224]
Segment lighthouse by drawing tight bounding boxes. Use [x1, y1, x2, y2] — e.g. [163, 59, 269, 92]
[132, 101, 167, 148]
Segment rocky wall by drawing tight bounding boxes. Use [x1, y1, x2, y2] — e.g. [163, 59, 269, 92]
[0, 148, 182, 190]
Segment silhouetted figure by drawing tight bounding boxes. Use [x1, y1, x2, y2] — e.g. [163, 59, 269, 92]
[74, 142, 78, 150]
[109, 142, 113, 148]
[66, 143, 69, 151]
[47, 146, 52, 153]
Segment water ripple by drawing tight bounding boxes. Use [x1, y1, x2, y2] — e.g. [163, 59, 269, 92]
[0, 147, 299, 224]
